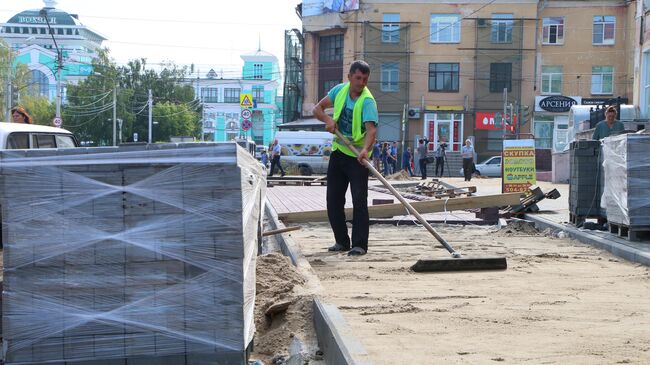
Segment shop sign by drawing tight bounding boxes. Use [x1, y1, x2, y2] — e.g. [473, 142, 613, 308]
[475, 112, 516, 131]
[581, 97, 628, 106]
[535, 95, 580, 113]
[502, 139, 536, 193]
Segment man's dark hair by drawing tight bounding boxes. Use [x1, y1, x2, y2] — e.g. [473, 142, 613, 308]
[349, 60, 370, 75]
[419, 139, 425, 144]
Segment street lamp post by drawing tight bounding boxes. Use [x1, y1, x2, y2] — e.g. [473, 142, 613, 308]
[1, 42, 11, 123]
[39, 8, 63, 123]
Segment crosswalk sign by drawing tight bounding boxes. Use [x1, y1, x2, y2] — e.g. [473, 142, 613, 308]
[240, 93, 253, 108]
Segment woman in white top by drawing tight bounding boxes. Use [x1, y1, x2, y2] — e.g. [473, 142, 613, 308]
[461, 139, 475, 181]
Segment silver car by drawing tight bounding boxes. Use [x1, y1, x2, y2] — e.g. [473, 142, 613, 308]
[460, 155, 502, 177]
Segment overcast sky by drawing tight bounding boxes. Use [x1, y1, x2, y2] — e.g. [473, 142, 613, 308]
[1, 0, 303, 78]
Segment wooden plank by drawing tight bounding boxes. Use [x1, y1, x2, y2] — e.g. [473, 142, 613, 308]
[278, 192, 523, 223]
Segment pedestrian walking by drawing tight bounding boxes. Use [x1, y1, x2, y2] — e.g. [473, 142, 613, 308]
[312, 60, 378, 256]
[269, 139, 286, 177]
[434, 139, 447, 177]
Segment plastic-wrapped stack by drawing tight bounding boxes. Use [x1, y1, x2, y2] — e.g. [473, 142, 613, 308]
[601, 134, 650, 228]
[0, 143, 264, 365]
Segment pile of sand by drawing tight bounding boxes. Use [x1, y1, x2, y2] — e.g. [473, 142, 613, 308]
[252, 253, 315, 364]
[385, 170, 413, 180]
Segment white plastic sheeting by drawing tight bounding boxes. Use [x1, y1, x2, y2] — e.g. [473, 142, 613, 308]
[0, 143, 265, 364]
[601, 134, 650, 227]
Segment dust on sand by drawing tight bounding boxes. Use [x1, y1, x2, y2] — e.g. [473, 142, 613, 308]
[252, 253, 317, 364]
[291, 222, 650, 365]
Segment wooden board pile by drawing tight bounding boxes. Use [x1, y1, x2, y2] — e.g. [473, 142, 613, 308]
[0, 143, 265, 365]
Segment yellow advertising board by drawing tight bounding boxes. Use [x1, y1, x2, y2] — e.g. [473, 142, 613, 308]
[502, 139, 536, 193]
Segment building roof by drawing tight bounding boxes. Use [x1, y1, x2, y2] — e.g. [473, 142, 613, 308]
[7, 8, 82, 26]
[241, 49, 278, 62]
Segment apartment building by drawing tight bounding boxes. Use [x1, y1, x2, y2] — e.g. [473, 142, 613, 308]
[296, 0, 634, 160]
[634, 0, 650, 118]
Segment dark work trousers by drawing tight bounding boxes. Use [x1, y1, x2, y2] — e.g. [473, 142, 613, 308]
[435, 156, 445, 177]
[326, 150, 369, 251]
[463, 158, 473, 181]
[419, 158, 427, 179]
[269, 155, 285, 176]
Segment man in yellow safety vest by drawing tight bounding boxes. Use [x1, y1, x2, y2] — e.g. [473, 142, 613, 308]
[312, 60, 379, 256]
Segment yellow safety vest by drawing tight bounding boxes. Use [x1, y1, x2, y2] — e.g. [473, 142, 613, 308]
[332, 83, 376, 158]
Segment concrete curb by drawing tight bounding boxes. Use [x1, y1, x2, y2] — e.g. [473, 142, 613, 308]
[524, 214, 650, 267]
[264, 202, 374, 365]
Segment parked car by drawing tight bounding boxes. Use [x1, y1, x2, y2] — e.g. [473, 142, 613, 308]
[459, 155, 502, 177]
[0, 122, 79, 149]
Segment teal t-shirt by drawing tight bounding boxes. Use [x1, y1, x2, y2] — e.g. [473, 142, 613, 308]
[327, 83, 378, 141]
[592, 120, 625, 140]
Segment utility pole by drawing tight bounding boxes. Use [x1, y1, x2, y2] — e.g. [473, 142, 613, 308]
[112, 87, 117, 146]
[148, 89, 153, 143]
[40, 8, 63, 123]
[4, 45, 11, 123]
[503, 88, 508, 141]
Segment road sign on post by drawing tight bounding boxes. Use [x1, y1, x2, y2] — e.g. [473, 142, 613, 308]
[240, 94, 253, 108]
[241, 108, 252, 119]
[241, 119, 252, 131]
[52, 117, 62, 127]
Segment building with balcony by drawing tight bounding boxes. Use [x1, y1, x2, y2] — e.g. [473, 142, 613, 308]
[295, 0, 634, 164]
[195, 49, 281, 147]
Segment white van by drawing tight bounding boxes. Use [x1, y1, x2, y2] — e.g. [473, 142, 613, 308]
[0, 122, 79, 149]
[275, 131, 333, 175]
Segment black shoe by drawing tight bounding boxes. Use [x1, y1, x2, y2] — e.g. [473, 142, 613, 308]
[281, 172, 286, 177]
[347, 247, 367, 256]
[327, 243, 350, 252]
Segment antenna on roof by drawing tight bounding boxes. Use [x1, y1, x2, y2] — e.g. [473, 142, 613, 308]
[258, 34, 261, 52]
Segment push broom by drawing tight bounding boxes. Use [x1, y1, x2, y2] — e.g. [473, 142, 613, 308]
[333, 129, 507, 272]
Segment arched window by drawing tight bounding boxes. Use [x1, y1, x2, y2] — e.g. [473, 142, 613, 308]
[28, 69, 50, 98]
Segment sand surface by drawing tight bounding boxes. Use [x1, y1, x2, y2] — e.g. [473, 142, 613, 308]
[289, 222, 650, 364]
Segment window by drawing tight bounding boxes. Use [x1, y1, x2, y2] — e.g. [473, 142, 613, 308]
[382, 13, 400, 43]
[7, 133, 29, 149]
[252, 86, 264, 103]
[200, 87, 218, 103]
[322, 79, 339, 99]
[534, 116, 554, 149]
[541, 66, 563, 94]
[319, 34, 343, 62]
[428, 63, 459, 92]
[224, 88, 241, 103]
[430, 14, 461, 43]
[55, 135, 76, 148]
[543, 17, 564, 45]
[253, 64, 263, 79]
[33, 134, 56, 148]
[381, 63, 399, 92]
[28, 69, 49, 98]
[591, 66, 613, 94]
[489, 63, 512, 92]
[593, 16, 615, 45]
[491, 14, 513, 44]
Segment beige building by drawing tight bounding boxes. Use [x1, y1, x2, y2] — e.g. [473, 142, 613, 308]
[297, 0, 635, 161]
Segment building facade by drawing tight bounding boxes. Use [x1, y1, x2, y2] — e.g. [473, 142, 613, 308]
[1, 0, 105, 105]
[297, 0, 634, 160]
[196, 49, 281, 147]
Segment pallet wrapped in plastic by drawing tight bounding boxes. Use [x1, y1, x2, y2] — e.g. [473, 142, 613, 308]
[601, 134, 650, 227]
[0, 143, 265, 365]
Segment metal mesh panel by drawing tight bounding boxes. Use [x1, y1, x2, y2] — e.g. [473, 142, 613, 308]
[283, 29, 303, 124]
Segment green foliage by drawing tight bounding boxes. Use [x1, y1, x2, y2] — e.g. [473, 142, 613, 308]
[18, 95, 55, 125]
[1, 40, 31, 120]
[63, 49, 199, 145]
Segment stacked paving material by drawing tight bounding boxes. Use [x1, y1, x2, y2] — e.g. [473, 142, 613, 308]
[569, 140, 604, 223]
[0, 143, 265, 365]
[601, 134, 650, 227]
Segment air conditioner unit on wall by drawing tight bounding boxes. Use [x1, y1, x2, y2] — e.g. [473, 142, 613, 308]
[408, 108, 420, 119]
[477, 19, 488, 28]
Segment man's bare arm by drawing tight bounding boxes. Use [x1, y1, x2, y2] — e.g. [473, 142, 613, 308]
[312, 96, 337, 133]
[358, 122, 377, 163]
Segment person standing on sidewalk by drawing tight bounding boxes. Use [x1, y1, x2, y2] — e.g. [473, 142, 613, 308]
[417, 139, 428, 180]
[269, 139, 286, 177]
[402, 147, 414, 177]
[462, 139, 475, 181]
[434, 139, 447, 177]
[312, 60, 378, 256]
